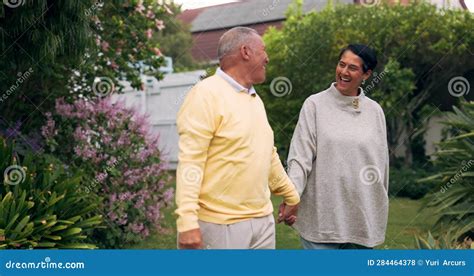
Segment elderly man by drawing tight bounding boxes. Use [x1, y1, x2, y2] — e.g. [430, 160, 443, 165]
[175, 27, 299, 249]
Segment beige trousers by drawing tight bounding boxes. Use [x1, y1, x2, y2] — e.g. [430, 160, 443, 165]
[198, 214, 275, 249]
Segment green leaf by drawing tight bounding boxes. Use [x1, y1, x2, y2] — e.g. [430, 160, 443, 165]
[61, 228, 82, 237]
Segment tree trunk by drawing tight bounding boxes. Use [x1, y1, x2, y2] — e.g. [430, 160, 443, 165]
[404, 119, 414, 166]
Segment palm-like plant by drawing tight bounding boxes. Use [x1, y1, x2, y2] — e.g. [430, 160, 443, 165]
[418, 101, 473, 247]
[0, 137, 102, 249]
[415, 231, 472, 249]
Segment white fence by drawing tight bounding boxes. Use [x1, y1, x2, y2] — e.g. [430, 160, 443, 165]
[114, 70, 206, 169]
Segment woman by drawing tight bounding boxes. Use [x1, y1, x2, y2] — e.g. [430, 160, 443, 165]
[285, 44, 389, 249]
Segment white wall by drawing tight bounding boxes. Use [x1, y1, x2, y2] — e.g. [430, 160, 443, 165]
[392, 114, 448, 161]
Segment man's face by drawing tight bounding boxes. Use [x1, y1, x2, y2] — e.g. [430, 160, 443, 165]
[335, 50, 371, 96]
[247, 34, 269, 85]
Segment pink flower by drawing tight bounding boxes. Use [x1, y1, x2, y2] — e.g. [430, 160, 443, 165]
[41, 112, 57, 139]
[95, 172, 108, 182]
[119, 192, 132, 201]
[101, 41, 110, 52]
[146, 10, 155, 19]
[135, 1, 145, 14]
[134, 199, 144, 209]
[110, 61, 119, 70]
[107, 211, 118, 221]
[110, 193, 117, 203]
[73, 146, 82, 156]
[107, 156, 118, 167]
[117, 214, 128, 225]
[55, 98, 74, 117]
[81, 146, 97, 160]
[73, 127, 87, 142]
[116, 133, 130, 146]
[152, 47, 162, 57]
[163, 188, 174, 204]
[155, 19, 165, 31]
[102, 135, 112, 144]
[129, 223, 144, 234]
[145, 28, 153, 39]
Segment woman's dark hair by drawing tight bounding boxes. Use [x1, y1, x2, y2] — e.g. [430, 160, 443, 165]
[338, 44, 377, 73]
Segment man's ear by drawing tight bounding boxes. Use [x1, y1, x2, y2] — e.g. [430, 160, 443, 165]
[240, 45, 251, 61]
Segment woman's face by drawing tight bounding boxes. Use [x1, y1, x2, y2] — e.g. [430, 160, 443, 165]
[335, 50, 371, 96]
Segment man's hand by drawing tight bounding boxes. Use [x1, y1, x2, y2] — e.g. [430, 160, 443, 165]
[178, 228, 203, 249]
[278, 203, 298, 226]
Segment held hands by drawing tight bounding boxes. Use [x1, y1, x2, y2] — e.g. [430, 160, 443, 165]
[178, 228, 203, 249]
[178, 204, 297, 248]
[278, 202, 298, 226]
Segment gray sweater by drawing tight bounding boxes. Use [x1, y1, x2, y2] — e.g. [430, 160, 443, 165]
[287, 83, 389, 247]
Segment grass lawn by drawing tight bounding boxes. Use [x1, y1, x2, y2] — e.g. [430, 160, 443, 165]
[130, 196, 435, 249]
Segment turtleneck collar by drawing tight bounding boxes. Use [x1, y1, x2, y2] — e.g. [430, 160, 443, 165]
[328, 82, 365, 113]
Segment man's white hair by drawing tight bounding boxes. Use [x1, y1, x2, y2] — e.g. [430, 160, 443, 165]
[217, 27, 258, 60]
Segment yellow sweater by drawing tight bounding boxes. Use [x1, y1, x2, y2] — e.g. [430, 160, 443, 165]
[175, 74, 300, 232]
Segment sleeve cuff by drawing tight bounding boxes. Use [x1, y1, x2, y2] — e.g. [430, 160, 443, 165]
[284, 192, 300, 206]
[176, 215, 200, 233]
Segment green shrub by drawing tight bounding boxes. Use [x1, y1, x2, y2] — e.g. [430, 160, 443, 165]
[261, 2, 474, 166]
[417, 101, 474, 247]
[415, 231, 473, 249]
[0, 137, 102, 249]
[389, 167, 435, 199]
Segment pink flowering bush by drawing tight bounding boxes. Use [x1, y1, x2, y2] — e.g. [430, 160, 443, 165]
[72, 0, 171, 98]
[42, 97, 173, 248]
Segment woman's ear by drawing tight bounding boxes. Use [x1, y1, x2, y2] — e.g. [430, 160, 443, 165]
[363, 69, 373, 80]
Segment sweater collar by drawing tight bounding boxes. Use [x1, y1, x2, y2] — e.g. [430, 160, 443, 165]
[328, 82, 365, 113]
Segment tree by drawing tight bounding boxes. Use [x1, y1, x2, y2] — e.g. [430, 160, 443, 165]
[152, 2, 197, 71]
[0, 0, 171, 145]
[260, 1, 474, 166]
[0, 0, 96, 143]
